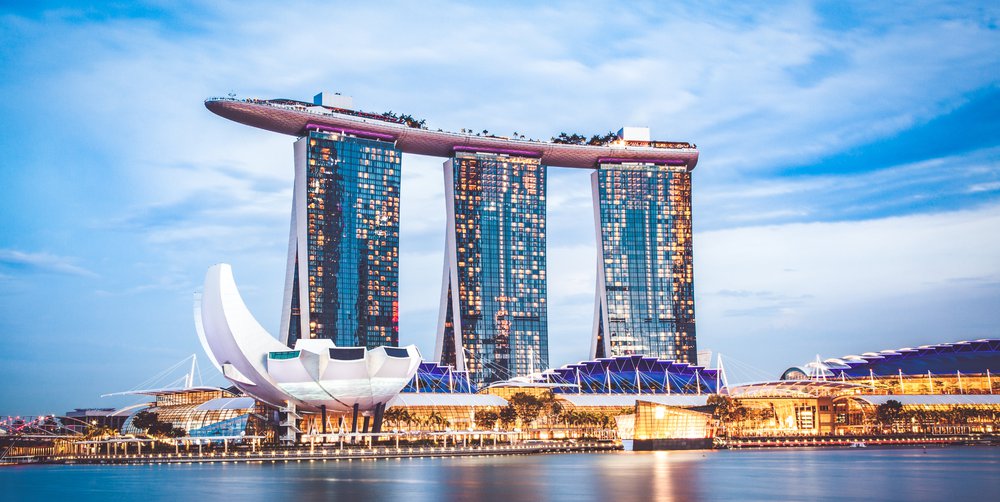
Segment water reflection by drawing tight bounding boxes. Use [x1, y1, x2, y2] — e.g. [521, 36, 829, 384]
[1, 448, 998, 501]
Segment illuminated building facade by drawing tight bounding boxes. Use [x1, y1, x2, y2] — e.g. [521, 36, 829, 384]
[516, 354, 718, 394]
[280, 129, 402, 348]
[591, 161, 696, 363]
[630, 399, 715, 450]
[435, 151, 548, 385]
[780, 338, 1000, 380]
[402, 362, 476, 393]
[120, 388, 275, 441]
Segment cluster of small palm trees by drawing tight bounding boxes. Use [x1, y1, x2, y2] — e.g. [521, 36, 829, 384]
[490, 394, 623, 432]
[382, 408, 450, 432]
[130, 411, 186, 438]
[381, 392, 625, 434]
[82, 425, 118, 440]
[875, 400, 998, 433]
[707, 395, 778, 436]
[379, 110, 426, 129]
[550, 131, 619, 146]
[557, 410, 619, 430]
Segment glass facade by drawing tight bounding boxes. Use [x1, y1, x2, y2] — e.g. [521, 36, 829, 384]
[593, 162, 696, 363]
[189, 414, 251, 438]
[781, 339, 1000, 380]
[540, 355, 717, 394]
[402, 362, 476, 393]
[438, 152, 548, 385]
[633, 400, 714, 441]
[285, 131, 401, 349]
[121, 392, 275, 441]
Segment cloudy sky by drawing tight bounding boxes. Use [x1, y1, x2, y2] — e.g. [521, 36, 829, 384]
[1, 1, 997, 414]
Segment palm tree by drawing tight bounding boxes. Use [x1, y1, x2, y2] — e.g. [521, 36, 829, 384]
[546, 401, 564, 429]
[384, 408, 412, 431]
[876, 400, 904, 433]
[475, 410, 499, 430]
[499, 406, 517, 430]
[507, 393, 544, 427]
[426, 411, 448, 432]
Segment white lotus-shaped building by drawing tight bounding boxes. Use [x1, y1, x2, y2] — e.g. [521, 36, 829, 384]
[195, 264, 422, 414]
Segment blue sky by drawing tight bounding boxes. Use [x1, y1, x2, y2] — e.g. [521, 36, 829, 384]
[1, 1, 998, 414]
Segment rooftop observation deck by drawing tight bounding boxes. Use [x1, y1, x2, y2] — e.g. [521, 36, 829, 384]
[205, 97, 699, 170]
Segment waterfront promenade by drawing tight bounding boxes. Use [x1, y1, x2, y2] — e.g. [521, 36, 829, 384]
[720, 434, 999, 449]
[4, 447, 998, 501]
[8, 435, 999, 467]
[4, 440, 620, 466]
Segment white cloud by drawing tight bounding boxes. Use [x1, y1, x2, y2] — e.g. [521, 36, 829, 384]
[696, 203, 1000, 375]
[10, 2, 996, 181]
[0, 249, 98, 278]
[699, 204, 1000, 308]
[696, 146, 1000, 229]
[967, 181, 1000, 193]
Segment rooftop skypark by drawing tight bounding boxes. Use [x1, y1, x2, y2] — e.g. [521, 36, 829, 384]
[213, 96, 694, 149]
[205, 95, 700, 169]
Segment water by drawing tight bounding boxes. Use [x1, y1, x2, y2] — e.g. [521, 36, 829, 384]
[2, 447, 998, 501]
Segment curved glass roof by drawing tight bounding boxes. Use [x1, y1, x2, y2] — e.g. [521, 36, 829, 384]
[781, 338, 1000, 379]
[492, 355, 719, 395]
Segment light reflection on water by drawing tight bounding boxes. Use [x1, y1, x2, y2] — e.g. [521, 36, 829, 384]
[1, 447, 998, 501]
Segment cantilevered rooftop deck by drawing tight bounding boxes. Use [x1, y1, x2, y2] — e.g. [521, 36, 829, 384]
[205, 97, 699, 170]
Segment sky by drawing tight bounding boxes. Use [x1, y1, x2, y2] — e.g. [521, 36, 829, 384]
[1, 1, 998, 415]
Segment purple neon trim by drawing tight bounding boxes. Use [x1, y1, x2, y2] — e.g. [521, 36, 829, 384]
[453, 145, 542, 157]
[597, 157, 688, 166]
[304, 123, 396, 141]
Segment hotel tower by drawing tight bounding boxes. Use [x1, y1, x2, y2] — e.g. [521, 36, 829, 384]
[590, 157, 696, 363]
[434, 150, 548, 385]
[278, 103, 402, 349]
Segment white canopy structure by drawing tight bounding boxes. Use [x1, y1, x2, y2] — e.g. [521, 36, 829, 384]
[195, 263, 421, 413]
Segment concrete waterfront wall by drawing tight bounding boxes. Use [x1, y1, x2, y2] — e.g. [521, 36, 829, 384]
[29, 441, 622, 466]
[633, 438, 713, 451]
